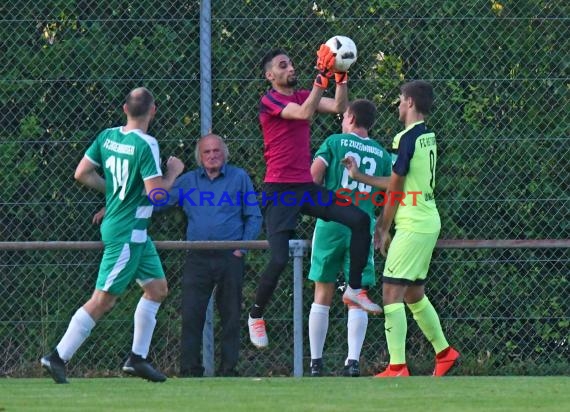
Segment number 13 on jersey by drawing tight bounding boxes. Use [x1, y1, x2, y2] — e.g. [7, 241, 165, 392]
[341, 151, 376, 193]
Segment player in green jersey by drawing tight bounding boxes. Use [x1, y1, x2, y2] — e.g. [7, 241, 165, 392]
[308, 99, 392, 376]
[41, 87, 185, 383]
[345, 81, 460, 377]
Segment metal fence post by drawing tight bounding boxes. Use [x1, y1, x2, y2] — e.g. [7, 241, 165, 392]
[289, 239, 307, 377]
[200, 0, 212, 136]
[199, 0, 215, 377]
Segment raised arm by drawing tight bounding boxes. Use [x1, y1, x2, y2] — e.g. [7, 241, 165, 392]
[317, 78, 348, 114]
[281, 44, 338, 120]
[281, 87, 326, 120]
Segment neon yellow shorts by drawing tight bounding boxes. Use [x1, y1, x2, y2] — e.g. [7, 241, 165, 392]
[96, 239, 165, 295]
[383, 229, 439, 285]
[308, 220, 376, 287]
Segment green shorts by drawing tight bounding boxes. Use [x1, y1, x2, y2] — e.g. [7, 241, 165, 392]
[308, 220, 376, 287]
[96, 239, 165, 295]
[383, 229, 439, 285]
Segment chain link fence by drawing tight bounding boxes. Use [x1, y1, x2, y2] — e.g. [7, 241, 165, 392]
[1, 1, 568, 377]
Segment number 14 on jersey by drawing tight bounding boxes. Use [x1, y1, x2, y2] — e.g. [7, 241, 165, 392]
[105, 155, 130, 200]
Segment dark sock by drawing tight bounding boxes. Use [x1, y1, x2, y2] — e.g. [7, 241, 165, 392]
[250, 304, 264, 319]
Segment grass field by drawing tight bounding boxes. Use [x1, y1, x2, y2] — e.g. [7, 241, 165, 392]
[1, 376, 568, 411]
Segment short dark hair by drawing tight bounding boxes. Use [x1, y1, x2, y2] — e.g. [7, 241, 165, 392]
[261, 48, 288, 74]
[125, 87, 155, 118]
[400, 80, 434, 115]
[348, 99, 377, 130]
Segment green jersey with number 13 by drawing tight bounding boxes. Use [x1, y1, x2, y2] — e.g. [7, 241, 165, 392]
[314, 132, 392, 218]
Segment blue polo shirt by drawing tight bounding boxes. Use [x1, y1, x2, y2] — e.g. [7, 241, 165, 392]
[157, 164, 262, 243]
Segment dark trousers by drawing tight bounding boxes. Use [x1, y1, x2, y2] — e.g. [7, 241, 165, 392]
[251, 183, 371, 317]
[180, 250, 244, 376]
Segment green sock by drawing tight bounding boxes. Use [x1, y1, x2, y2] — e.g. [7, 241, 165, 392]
[407, 295, 449, 354]
[383, 303, 407, 365]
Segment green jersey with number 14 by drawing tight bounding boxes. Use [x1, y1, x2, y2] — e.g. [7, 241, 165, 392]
[314, 132, 392, 218]
[85, 127, 162, 243]
[391, 121, 441, 233]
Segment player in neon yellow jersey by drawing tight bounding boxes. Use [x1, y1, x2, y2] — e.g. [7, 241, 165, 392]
[345, 81, 460, 377]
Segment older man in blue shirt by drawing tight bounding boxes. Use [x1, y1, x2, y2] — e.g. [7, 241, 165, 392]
[159, 133, 262, 377]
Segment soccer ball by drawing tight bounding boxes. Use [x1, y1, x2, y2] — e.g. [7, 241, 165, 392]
[325, 35, 357, 72]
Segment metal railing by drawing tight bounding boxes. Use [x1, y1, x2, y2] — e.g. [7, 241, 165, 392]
[1, 239, 568, 377]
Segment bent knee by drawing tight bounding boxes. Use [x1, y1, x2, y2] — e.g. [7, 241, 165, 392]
[355, 211, 371, 229]
[270, 257, 289, 272]
[346, 213, 371, 236]
[153, 285, 168, 302]
[86, 291, 117, 318]
[143, 279, 168, 302]
[96, 300, 116, 314]
[155, 285, 168, 301]
[268, 250, 290, 271]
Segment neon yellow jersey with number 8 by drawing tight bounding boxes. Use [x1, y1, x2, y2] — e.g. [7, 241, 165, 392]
[85, 127, 162, 243]
[391, 121, 441, 233]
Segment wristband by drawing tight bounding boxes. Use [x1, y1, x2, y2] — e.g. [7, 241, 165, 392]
[314, 74, 330, 89]
[335, 72, 348, 84]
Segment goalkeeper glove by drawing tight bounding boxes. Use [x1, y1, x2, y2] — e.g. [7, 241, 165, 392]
[314, 44, 335, 89]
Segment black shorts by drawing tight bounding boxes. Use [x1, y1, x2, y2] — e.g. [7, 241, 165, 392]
[262, 182, 350, 236]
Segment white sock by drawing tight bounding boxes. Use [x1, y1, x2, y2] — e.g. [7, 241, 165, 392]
[56, 307, 96, 362]
[308, 303, 330, 359]
[132, 297, 161, 358]
[346, 307, 368, 364]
